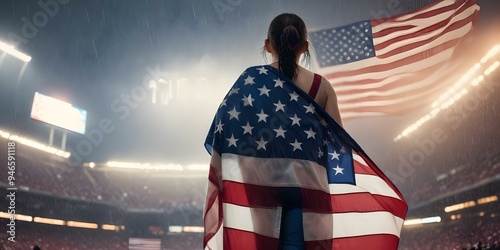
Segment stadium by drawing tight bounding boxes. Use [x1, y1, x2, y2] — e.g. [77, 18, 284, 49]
[0, 0, 499, 249]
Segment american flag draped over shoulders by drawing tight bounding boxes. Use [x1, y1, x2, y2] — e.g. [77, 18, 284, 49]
[203, 65, 408, 249]
[308, 0, 480, 120]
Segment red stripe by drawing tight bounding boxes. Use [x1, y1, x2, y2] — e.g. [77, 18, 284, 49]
[299, 188, 407, 219]
[304, 234, 401, 250]
[222, 181, 281, 207]
[375, 5, 478, 54]
[332, 233, 400, 250]
[223, 227, 279, 250]
[204, 167, 220, 219]
[372, 0, 472, 38]
[222, 182, 407, 219]
[353, 158, 376, 175]
[331, 193, 407, 218]
[204, 165, 224, 248]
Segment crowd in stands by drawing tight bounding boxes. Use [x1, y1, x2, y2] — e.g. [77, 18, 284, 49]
[163, 233, 203, 250]
[0, 137, 206, 212]
[400, 214, 500, 250]
[0, 222, 127, 250]
[408, 150, 500, 206]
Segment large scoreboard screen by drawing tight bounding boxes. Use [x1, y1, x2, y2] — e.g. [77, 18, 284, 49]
[30, 92, 87, 135]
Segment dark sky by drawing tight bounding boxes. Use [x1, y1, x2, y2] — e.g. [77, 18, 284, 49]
[0, 0, 499, 175]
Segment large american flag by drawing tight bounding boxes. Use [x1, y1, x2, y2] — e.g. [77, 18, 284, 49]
[309, 0, 480, 120]
[203, 65, 407, 249]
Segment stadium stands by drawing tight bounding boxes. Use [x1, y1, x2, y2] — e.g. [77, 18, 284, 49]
[0, 221, 127, 250]
[400, 215, 500, 250]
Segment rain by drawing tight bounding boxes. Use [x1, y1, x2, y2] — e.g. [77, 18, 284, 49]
[0, 0, 499, 249]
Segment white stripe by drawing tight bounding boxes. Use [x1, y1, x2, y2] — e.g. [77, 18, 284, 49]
[329, 174, 400, 199]
[353, 153, 367, 166]
[341, 111, 388, 119]
[322, 23, 472, 83]
[337, 79, 451, 109]
[335, 61, 460, 101]
[303, 211, 405, 240]
[223, 203, 280, 238]
[205, 224, 224, 250]
[220, 153, 329, 192]
[375, 4, 478, 55]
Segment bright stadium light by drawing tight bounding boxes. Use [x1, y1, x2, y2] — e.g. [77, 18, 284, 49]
[0, 40, 32, 62]
[34, 216, 65, 226]
[102, 224, 118, 231]
[0, 212, 33, 222]
[0, 129, 70, 158]
[480, 44, 500, 64]
[444, 201, 476, 213]
[395, 44, 500, 141]
[477, 195, 498, 205]
[403, 216, 441, 226]
[67, 221, 98, 229]
[106, 161, 207, 171]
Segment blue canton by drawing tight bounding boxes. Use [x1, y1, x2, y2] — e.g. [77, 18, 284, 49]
[309, 20, 375, 67]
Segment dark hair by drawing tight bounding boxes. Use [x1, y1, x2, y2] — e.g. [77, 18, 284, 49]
[263, 13, 310, 81]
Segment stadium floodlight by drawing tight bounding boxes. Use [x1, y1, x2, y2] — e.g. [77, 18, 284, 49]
[477, 195, 498, 205]
[0, 40, 32, 62]
[394, 44, 500, 141]
[102, 224, 118, 231]
[34, 216, 65, 226]
[444, 201, 476, 213]
[1, 129, 71, 158]
[67, 221, 98, 229]
[0, 212, 32, 222]
[403, 216, 441, 226]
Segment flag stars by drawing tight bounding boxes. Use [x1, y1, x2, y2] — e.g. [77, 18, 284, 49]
[226, 134, 239, 148]
[274, 78, 285, 88]
[329, 150, 340, 160]
[317, 148, 324, 158]
[220, 99, 227, 107]
[229, 87, 239, 95]
[304, 104, 315, 114]
[289, 92, 299, 101]
[258, 85, 271, 97]
[274, 100, 286, 112]
[215, 120, 224, 134]
[333, 165, 344, 175]
[242, 94, 254, 107]
[257, 66, 268, 75]
[304, 128, 316, 139]
[244, 75, 256, 85]
[290, 139, 302, 151]
[227, 107, 240, 120]
[320, 119, 328, 127]
[290, 114, 301, 126]
[257, 110, 269, 123]
[256, 137, 268, 150]
[273, 126, 287, 138]
[241, 122, 254, 135]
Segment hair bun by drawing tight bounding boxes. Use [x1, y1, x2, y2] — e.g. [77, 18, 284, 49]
[281, 25, 300, 51]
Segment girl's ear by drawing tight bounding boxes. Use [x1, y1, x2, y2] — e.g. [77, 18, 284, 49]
[264, 39, 272, 53]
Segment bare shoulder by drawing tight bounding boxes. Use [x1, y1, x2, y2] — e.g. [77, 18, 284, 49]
[317, 75, 337, 95]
